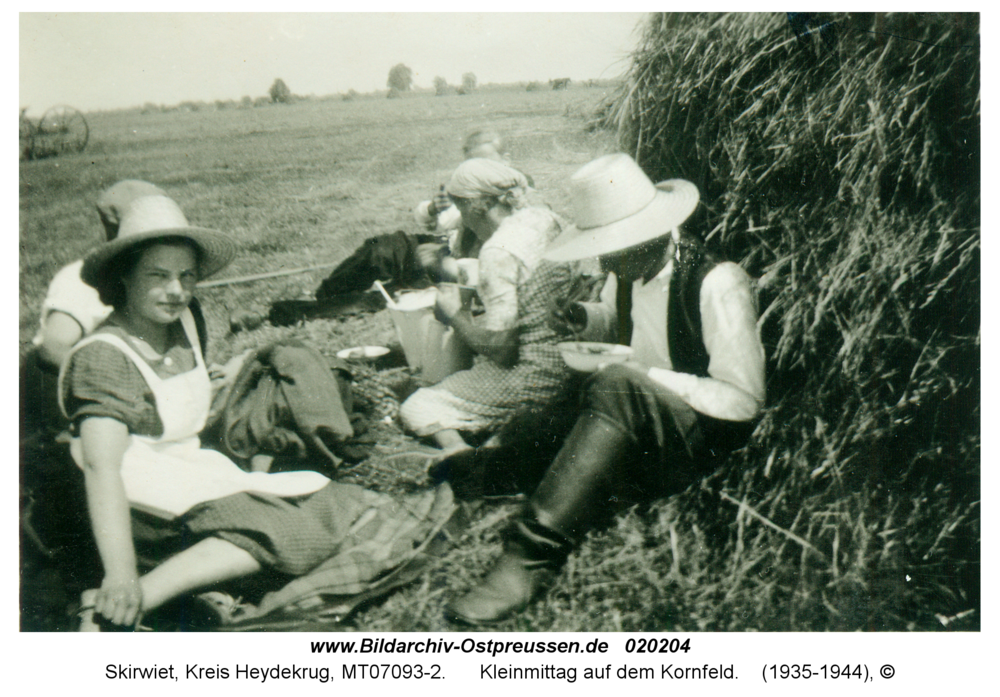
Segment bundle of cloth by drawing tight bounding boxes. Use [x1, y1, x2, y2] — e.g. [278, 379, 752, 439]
[206, 343, 372, 472]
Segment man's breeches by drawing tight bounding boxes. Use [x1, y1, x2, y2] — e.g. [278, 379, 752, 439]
[577, 364, 714, 500]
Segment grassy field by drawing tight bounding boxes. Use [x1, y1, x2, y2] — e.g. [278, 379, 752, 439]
[20, 85, 630, 631]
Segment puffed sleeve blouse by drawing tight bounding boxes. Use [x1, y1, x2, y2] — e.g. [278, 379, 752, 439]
[61, 322, 196, 438]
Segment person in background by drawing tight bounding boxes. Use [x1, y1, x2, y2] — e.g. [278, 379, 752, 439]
[399, 158, 577, 461]
[308, 129, 530, 305]
[412, 128, 508, 236]
[445, 154, 766, 625]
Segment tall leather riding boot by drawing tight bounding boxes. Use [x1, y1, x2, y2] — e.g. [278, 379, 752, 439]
[446, 414, 631, 625]
[530, 413, 633, 539]
[445, 515, 574, 625]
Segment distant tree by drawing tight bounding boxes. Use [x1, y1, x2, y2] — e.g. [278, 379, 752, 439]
[434, 76, 449, 96]
[462, 72, 477, 93]
[387, 63, 413, 93]
[270, 78, 293, 104]
[240, 96, 254, 109]
[526, 81, 543, 92]
[550, 77, 571, 90]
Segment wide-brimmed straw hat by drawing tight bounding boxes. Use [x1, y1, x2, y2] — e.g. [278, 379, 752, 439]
[544, 154, 699, 262]
[81, 195, 236, 288]
[96, 180, 168, 240]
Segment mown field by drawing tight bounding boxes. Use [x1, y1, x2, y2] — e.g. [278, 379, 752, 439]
[20, 87, 615, 355]
[20, 86, 629, 631]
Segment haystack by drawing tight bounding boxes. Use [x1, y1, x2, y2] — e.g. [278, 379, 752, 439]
[600, 13, 979, 630]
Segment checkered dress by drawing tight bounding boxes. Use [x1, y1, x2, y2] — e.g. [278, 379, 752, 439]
[62, 319, 456, 582]
[400, 209, 575, 437]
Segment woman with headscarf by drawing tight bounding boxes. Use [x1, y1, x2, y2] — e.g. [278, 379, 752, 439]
[59, 194, 453, 630]
[306, 129, 526, 306]
[399, 159, 580, 460]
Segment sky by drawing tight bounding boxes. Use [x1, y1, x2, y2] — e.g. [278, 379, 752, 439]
[19, 12, 647, 115]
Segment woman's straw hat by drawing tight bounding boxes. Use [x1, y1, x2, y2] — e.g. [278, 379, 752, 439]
[544, 154, 699, 262]
[81, 195, 236, 287]
[96, 180, 168, 240]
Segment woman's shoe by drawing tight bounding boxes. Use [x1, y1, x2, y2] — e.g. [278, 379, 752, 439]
[424, 444, 473, 478]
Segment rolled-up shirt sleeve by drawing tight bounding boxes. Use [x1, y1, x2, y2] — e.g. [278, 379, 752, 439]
[647, 262, 765, 421]
[33, 261, 112, 345]
[477, 247, 523, 332]
[413, 200, 437, 230]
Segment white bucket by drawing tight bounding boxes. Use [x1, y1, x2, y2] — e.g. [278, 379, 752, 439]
[389, 289, 473, 384]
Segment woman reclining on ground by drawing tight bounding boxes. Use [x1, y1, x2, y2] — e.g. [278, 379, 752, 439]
[59, 194, 452, 629]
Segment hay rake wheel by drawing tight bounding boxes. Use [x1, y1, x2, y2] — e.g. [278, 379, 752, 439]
[33, 105, 89, 158]
[19, 109, 34, 161]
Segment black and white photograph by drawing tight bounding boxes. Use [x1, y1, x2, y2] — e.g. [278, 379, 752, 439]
[19, 8, 980, 655]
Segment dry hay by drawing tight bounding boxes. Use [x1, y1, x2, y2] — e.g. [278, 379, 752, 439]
[597, 13, 980, 630]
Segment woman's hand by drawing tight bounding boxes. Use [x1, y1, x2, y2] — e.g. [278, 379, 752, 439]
[548, 299, 586, 336]
[427, 186, 452, 217]
[438, 256, 461, 283]
[79, 418, 143, 629]
[209, 349, 251, 384]
[94, 574, 143, 628]
[434, 284, 465, 324]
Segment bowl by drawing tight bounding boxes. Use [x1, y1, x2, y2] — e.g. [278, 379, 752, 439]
[556, 342, 634, 372]
[336, 345, 391, 361]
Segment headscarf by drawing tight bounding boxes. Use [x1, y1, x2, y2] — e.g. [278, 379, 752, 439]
[446, 158, 529, 203]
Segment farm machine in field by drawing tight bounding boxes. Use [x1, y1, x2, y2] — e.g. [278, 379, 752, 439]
[20, 105, 89, 161]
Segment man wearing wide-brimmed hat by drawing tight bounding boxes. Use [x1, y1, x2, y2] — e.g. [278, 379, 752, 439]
[447, 154, 766, 625]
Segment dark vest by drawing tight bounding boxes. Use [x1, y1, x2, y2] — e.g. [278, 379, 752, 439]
[615, 235, 757, 453]
[614, 233, 723, 377]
